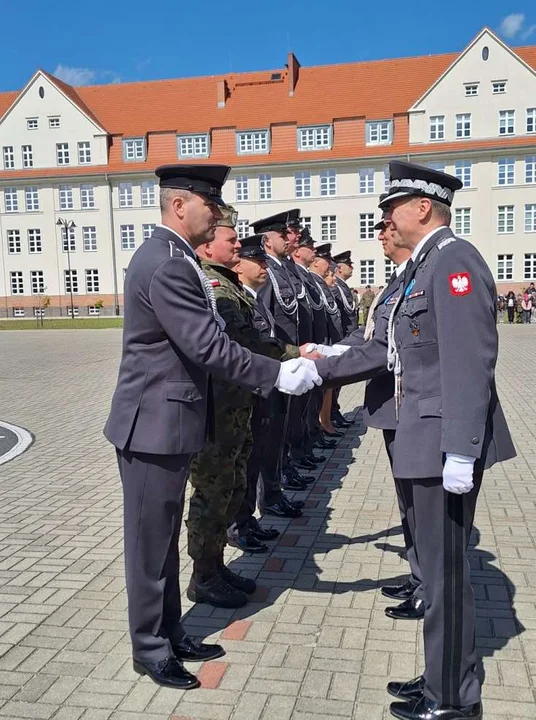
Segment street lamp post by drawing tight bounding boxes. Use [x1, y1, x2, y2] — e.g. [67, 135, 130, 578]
[56, 217, 76, 320]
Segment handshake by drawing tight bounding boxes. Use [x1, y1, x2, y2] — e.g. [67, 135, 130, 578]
[274, 358, 323, 396]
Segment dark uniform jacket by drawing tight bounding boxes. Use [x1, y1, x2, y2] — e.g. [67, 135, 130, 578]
[295, 263, 329, 345]
[104, 226, 279, 456]
[283, 257, 314, 344]
[258, 256, 299, 346]
[334, 276, 358, 336]
[316, 227, 516, 478]
[309, 271, 343, 344]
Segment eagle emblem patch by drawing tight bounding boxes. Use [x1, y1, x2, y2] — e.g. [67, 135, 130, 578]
[449, 272, 471, 296]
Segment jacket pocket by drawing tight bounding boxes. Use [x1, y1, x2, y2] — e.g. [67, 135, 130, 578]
[165, 380, 202, 402]
[400, 296, 428, 317]
[417, 395, 442, 418]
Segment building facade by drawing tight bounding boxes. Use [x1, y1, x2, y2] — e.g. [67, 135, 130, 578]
[0, 28, 535, 318]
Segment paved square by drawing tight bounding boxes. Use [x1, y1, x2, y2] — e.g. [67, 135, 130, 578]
[0, 326, 534, 720]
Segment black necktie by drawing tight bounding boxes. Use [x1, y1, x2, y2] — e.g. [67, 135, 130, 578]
[402, 259, 414, 288]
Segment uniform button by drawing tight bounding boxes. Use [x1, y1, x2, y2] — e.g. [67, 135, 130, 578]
[471, 437, 479, 445]
[253, 387, 262, 395]
[187, 392, 194, 400]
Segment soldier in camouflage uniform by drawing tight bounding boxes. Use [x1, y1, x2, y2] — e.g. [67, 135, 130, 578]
[186, 209, 302, 608]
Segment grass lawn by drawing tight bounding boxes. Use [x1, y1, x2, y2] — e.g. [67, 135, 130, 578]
[0, 318, 123, 330]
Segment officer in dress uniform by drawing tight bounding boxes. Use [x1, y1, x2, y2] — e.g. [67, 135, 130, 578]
[103, 165, 320, 690]
[315, 161, 516, 720]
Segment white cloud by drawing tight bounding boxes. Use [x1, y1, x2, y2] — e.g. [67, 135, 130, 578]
[521, 24, 536, 40]
[53, 64, 97, 86]
[499, 13, 526, 39]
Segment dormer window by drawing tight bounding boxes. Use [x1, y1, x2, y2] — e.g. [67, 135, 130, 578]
[123, 138, 146, 162]
[236, 130, 270, 155]
[297, 125, 332, 151]
[366, 120, 393, 145]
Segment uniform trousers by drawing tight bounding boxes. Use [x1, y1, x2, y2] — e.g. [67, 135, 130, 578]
[117, 448, 189, 663]
[288, 393, 312, 461]
[187, 406, 253, 561]
[383, 430, 422, 596]
[397, 472, 483, 706]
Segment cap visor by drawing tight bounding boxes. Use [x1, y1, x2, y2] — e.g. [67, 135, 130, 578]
[378, 190, 414, 209]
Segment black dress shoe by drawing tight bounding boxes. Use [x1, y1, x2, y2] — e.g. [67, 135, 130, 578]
[295, 457, 318, 470]
[219, 564, 256, 594]
[133, 656, 200, 690]
[289, 468, 315, 484]
[282, 495, 304, 509]
[172, 636, 226, 662]
[390, 695, 482, 720]
[322, 429, 344, 438]
[332, 411, 355, 426]
[228, 532, 268, 554]
[264, 501, 302, 518]
[315, 437, 337, 449]
[385, 596, 425, 620]
[387, 675, 424, 701]
[381, 579, 416, 601]
[187, 574, 247, 608]
[281, 473, 307, 491]
[249, 520, 280, 541]
[306, 453, 326, 463]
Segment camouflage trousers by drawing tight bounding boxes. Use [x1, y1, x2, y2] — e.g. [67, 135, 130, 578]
[186, 406, 253, 562]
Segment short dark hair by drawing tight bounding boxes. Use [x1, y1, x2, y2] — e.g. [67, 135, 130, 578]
[430, 199, 452, 226]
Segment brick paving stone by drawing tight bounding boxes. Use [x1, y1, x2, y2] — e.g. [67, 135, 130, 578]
[0, 327, 534, 720]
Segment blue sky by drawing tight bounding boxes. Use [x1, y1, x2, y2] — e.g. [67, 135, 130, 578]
[2, 2, 536, 90]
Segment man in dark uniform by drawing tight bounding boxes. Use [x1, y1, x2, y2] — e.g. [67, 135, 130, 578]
[103, 165, 321, 690]
[315, 162, 516, 720]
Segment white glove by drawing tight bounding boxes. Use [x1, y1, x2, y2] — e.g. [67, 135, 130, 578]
[442, 454, 475, 494]
[274, 358, 323, 396]
[305, 343, 351, 358]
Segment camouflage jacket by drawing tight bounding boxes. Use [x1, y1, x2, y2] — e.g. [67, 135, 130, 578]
[201, 261, 300, 409]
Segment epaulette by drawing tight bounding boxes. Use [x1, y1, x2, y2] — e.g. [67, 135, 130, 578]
[437, 237, 457, 250]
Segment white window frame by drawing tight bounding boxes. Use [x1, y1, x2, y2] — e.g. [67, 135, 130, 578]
[525, 156, 536, 184]
[499, 110, 515, 136]
[524, 204, 536, 233]
[497, 254, 513, 281]
[360, 260, 375, 286]
[88, 305, 101, 316]
[497, 206, 515, 234]
[49, 117, 60, 128]
[120, 224, 136, 250]
[28, 229, 42, 254]
[64, 269, 79, 294]
[142, 223, 156, 242]
[464, 84, 479, 97]
[5, 187, 19, 212]
[359, 213, 375, 241]
[454, 208, 471, 236]
[321, 215, 337, 243]
[295, 171, 311, 198]
[524, 253, 536, 280]
[383, 166, 391, 192]
[320, 169, 337, 197]
[30, 270, 45, 294]
[13, 308, 25, 317]
[56, 143, 70, 165]
[61, 226, 76, 252]
[236, 219, 249, 240]
[429, 115, 445, 141]
[454, 161, 472, 188]
[123, 138, 146, 162]
[27, 118, 38, 130]
[366, 120, 393, 145]
[177, 134, 210, 158]
[300, 216, 312, 232]
[358, 168, 375, 194]
[7, 230, 21, 254]
[297, 125, 332, 151]
[3, 146, 14, 170]
[527, 108, 536, 134]
[10, 271, 24, 295]
[59, 185, 74, 211]
[497, 158, 515, 186]
[455, 113, 471, 139]
[119, 183, 134, 208]
[78, 141, 92, 164]
[235, 176, 249, 202]
[85, 269, 100, 293]
[80, 184, 95, 209]
[141, 180, 156, 207]
[66, 306, 79, 317]
[236, 130, 270, 155]
[83, 226, 97, 252]
[258, 174, 272, 201]
[428, 161, 446, 172]
[384, 258, 396, 283]
[22, 145, 33, 168]
[492, 81, 506, 94]
[25, 186, 39, 211]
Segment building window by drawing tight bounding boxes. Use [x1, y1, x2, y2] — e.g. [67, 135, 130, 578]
[85, 269, 100, 293]
[30, 270, 45, 294]
[429, 115, 445, 141]
[454, 208, 471, 236]
[497, 157, 515, 186]
[298, 125, 332, 151]
[123, 138, 146, 162]
[5, 187, 19, 212]
[177, 134, 209, 158]
[88, 305, 101, 316]
[27, 118, 38, 130]
[497, 254, 513, 281]
[360, 260, 375, 285]
[25, 186, 39, 211]
[3, 146, 14, 169]
[428, 161, 446, 172]
[22, 145, 34, 168]
[59, 185, 74, 210]
[527, 108, 536, 134]
[321, 215, 337, 243]
[525, 156, 536, 184]
[366, 120, 392, 145]
[119, 183, 134, 208]
[64, 269, 79, 294]
[524, 204, 536, 232]
[141, 180, 156, 206]
[237, 130, 270, 154]
[492, 81, 506, 94]
[236, 219, 249, 239]
[78, 141, 91, 164]
[454, 161, 472, 188]
[320, 169, 336, 197]
[83, 226, 97, 251]
[383, 166, 391, 191]
[497, 206, 514, 234]
[455, 113, 471, 139]
[7, 230, 21, 254]
[80, 184, 95, 209]
[235, 175, 249, 202]
[142, 223, 156, 241]
[465, 84, 479, 96]
[300, 216, 312, 232]
[28, 229, 42, 254]
[258, 174, 272, 201]
[295, 171, 311, 198]
[524, 253, 536, 279]
[66, 306, 79, 317]
[384, 258, 396, 283]
[62, 226, 76, 252]
[49, 117, 60, 128]
[499, 110, 515, 136]
[56, 143, 70, 165]
[13, 308, 25, 317]
[359, 213, 375, 240]
[10, 271, 24, 295]
[120, 224, 136, 250]
[358, 168, 375, 194]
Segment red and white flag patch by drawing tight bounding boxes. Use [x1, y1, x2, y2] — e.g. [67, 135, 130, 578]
[449, 272, 471, 296]
[209, 279, 221, 287]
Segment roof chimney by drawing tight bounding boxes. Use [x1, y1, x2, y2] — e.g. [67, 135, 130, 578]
[287, 52, 300, 96]
[217, 79, 228, 108]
